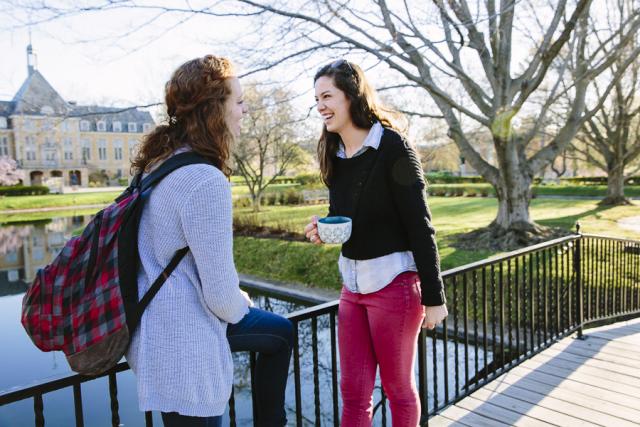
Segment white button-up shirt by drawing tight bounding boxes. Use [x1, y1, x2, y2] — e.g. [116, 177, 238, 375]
[336, 122, 417, 294]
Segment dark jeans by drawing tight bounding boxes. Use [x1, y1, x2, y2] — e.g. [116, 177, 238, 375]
[228, 307, 294, 427]
[161, 412, 221, 427]
[161, 307, 293, 427]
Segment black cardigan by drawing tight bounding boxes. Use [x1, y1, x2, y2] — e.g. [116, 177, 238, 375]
[328, 128, 446, 306]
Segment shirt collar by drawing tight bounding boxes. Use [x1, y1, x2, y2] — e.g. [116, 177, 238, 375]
[336, 121, 383, 159]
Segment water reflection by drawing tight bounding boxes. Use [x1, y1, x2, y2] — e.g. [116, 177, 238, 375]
[0, 216, 91, 286]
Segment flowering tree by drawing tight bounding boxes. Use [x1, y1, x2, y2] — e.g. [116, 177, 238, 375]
[0, 156, 24, 186]
[0, 225, 32, 256]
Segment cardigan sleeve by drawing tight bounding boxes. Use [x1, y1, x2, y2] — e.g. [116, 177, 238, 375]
[387, 140, 446, 306]
[179, 173, 251, 323]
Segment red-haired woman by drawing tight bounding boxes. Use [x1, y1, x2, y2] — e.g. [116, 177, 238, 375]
[127, 56, 292, 427]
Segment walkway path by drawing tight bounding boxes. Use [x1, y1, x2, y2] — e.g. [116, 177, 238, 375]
[618, 216, 640, 233]
[431, 318, 640, 426]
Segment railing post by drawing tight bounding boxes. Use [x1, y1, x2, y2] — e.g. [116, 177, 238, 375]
[575, 222, 585, 339]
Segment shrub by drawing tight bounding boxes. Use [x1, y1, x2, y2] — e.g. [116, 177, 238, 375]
[89, 171, 109, 186]
[265, 193, 278, 206]
[233, 197, 252, 209]
[0, 185, 50, 196]
[295, 173, 323, 186]
[283, 189, 304, 205]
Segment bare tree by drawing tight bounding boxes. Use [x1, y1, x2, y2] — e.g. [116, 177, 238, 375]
[233, 85, 306, 212]
[223, 0, 640, 248]
[8, 0, 640, 248]
[571, 0, 640, 205]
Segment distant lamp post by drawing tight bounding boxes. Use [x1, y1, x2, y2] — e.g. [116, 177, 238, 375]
[459, 155, 466, 177]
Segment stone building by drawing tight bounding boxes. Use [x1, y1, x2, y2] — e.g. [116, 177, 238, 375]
[0, 45, 154, 187]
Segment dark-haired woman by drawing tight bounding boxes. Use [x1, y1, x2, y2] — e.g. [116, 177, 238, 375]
[304, 60, 448, 426]
[126, 55, 292, 427]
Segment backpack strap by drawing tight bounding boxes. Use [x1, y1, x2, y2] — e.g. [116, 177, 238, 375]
[131, 151, 214, 326]
[135, 247, 190, 322]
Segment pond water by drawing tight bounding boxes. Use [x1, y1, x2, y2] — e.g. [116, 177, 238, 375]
[0, 217, 488, 426]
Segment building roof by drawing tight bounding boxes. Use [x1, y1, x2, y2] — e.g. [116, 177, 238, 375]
[0, 68, 154, 130]
[70, 105, 152, 123]
[0, 101, 14, 117]
[11, 70, 71, 116]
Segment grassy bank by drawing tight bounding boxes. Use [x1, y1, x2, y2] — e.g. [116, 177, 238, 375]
[0, 192, 121, 211]
[3, 195, 639, 292]
[231, 198, 640, 289]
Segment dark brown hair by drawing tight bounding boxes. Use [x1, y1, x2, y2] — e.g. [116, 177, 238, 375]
[314, 60, 407, 185]
[131, 55, 236, 176]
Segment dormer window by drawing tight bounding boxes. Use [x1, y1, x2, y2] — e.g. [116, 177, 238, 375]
[113, 121, 122, 132]
[143, 123, 152, 133]
[0, 117, 6, 129]
[80, 120, 90, 131]
[128, 122, 137, 133]
[97, 121, 106, 132]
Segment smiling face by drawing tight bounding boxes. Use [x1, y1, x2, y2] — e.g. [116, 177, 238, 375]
[224, 77, 247, 138]
[314, 75, 353, 134]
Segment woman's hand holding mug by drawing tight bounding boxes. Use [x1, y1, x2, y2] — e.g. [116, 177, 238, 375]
[423, 304, 448, 330]
[304, 215, 324, 245]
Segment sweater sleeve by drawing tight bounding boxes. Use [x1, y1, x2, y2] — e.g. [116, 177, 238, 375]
[387, 140, 446, 306]
[179, 174, 250, 323]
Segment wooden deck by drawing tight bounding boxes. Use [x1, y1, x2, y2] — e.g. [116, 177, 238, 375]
[431, 318, 640, 427]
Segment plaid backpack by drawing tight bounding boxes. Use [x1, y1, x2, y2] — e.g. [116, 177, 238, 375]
[21, 152, 211, 376]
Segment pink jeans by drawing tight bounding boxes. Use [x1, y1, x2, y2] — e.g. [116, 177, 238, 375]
[338, 271, 425, 427]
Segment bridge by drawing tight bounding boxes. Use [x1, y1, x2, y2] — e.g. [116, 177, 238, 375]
[1, 230, 639, 426]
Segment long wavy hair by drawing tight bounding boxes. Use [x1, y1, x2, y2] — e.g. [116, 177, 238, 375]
[314, 60, 407, 186]
[131, 55, 236, 176]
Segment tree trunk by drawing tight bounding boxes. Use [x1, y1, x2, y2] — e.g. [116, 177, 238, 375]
[460, 135, 560, 250]
[601, 162, 630, 205]
[251, 194, 262, 212]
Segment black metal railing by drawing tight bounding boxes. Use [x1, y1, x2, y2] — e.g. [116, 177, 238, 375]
[1, 231, 639, 426]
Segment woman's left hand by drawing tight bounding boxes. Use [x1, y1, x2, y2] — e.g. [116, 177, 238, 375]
[422, 304, 448, 330]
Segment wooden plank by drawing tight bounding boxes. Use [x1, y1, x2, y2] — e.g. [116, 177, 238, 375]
[587, 319, 640, 333]
[529, 352, 640, 386]
[588, 331, 639, 345]
[455, 396, 553, 427]
[550, 339, 640, 365]
[480, 375, 639, 427]
[428, 414, 467, 427]
[539, 347, 640, 377]
[587, 335, 638, 354]
[433, 406, 509, 427]
[467, 389, 597, 426]
[520, 358, 640, 395]
[508, 365, 640, 411]
[491, 370, 640, 423]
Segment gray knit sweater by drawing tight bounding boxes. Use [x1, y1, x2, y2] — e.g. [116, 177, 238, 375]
[126, 163, 251, 417]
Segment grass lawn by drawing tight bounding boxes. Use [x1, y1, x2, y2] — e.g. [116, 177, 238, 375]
[0, 192, 122, 211]
[3, 194, 639, 292]
[0, 184, 298, 211]
[231, 198, 640, 288]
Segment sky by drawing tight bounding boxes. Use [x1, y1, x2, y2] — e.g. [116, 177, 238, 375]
[0, 4, 264, 109]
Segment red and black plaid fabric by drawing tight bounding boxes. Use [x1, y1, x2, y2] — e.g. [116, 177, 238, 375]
[21, 152, 211, 375]
[21, 190, 136, 355]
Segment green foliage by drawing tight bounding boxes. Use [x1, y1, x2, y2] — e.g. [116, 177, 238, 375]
[425, 172, 486, 184]
[294, 172, 323, 186]
[560, 176, 640, 185]
[0, 185, 50, 196]
[0, 192, 119, 210]
[233, 236, 343, 290]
